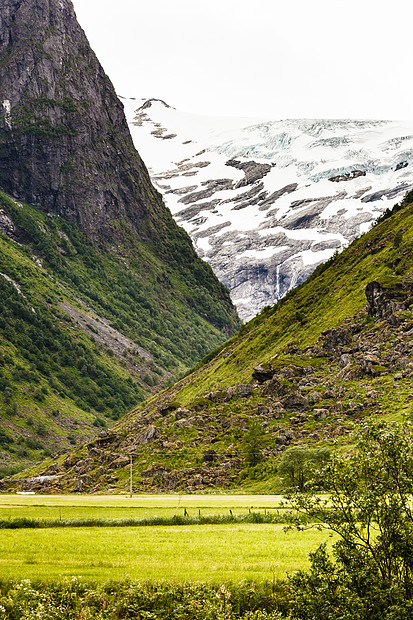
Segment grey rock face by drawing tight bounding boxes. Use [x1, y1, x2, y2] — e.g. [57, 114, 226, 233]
[0, 0, 168, 243]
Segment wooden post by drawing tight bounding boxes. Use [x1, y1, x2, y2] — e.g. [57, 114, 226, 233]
[129, 455, 133, 499]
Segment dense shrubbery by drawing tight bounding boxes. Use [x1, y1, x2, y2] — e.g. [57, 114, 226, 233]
[277, 447, 330, 492]
[0, 579, 286, 619]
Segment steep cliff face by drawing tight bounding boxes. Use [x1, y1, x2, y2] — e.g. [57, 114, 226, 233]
[0, 0, 239, 331]
[0, 0, 165, 242]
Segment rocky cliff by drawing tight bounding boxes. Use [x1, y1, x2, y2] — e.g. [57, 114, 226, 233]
[0, 0, 172, 244]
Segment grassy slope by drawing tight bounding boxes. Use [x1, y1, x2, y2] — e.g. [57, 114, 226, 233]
[0, 189, 240, 472]
[9, 193, 413, 493]
[152, 196, 411, 405]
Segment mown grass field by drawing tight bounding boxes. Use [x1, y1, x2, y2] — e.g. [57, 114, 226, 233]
[0, 494, 330, 583]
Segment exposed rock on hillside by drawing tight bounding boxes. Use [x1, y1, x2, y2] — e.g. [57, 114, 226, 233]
[0, 0, 139, 238]
[365, 280, 413, 319]
[0, 0, 192, 253]
[11, 277, 413, 494]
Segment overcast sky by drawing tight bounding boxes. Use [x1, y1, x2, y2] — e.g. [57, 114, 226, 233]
[72, 0, 413, 121]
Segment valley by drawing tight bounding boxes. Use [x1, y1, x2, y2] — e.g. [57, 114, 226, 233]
[1, 0, 413, 617]
[12, 190, 413, 496]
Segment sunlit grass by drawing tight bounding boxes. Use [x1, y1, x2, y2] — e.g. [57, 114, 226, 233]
[0, 494, 288, 521]
[0, 494, 331, 583]
[0, 523, 329, 583]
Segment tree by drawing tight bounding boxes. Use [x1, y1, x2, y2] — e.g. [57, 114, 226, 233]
[277, 446, 330, 492]
[243, 421, 264, 467]
[288, 421, 413, 620]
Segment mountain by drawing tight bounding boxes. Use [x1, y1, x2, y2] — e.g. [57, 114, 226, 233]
[11, 191, 413, 493]
[0, 0, 239, 473]
[123, 98, 413, 320]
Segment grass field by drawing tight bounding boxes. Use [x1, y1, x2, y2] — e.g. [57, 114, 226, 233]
[0, 494, 329, 583]
[0, 494, 289, 521]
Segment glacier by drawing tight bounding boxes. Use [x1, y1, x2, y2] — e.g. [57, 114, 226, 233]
[122, 97, 413, 321]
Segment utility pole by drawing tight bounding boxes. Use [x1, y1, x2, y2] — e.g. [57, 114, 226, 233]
[129, 455, 133, 499]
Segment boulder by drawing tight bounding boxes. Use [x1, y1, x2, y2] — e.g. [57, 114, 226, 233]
[256, 405, 270, 415]
[290, 413, 307, 424]
[207, 389, 234, 402]
[263, 377, 287, 397]
[203, 449, 218, 463]
[339, 353, 351, 368]
[73, 475, 92, 493]
[173, 408, 190, 418]
[176, 418, 191, 428]
[282, 391, 310, 411]
[308, 391, 323, 404]
[159, 402, 181, 416]
[303, 366, 315, 375]
[134, 425, 157, 445]
[337, 363, 365, 381]
[26, 475, 62, 490]
[252, 364, 276, 383]
[279, 365, 304, 379]
[237, 384, 253, 397]
[275, 434, 289, 445]
[321, 327, 352, 350]
[111, 456, 130, 469]
[141, 463, 170, 478]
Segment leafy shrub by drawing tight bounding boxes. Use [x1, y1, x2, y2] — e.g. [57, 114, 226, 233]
[289, 421, 413, 619]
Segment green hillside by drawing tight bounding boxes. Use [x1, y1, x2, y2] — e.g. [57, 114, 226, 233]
[0, 189, 239, 475]
[8, 191, 413, 493]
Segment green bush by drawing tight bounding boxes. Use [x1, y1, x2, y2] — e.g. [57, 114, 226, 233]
[289, 421, 413, 619]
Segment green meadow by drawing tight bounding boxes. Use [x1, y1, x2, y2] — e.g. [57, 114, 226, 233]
[0, 494, 288, 520]
[0, 495, 329, 583]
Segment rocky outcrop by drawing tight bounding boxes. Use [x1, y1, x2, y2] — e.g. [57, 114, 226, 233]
[365, 281, 413, 319]
[252, 364, 276, 383]
[225, 159, 273, 188]
[329, 170, 366, 182]
[321, 327, 352, 351]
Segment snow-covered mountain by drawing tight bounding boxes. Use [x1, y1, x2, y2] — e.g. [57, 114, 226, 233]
[122, 97, 413, 321]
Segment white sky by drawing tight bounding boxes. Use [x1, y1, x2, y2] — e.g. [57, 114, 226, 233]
[72, 0, 413, 120]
